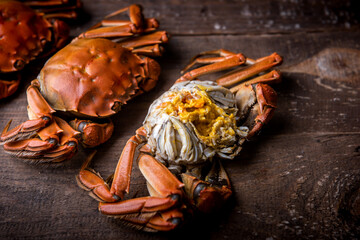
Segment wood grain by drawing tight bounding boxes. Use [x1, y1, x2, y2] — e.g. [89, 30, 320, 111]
[1, 0, 360, 239]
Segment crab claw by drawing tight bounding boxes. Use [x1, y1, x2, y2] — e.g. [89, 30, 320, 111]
[100, 154, 185, 231]
[70, 119, 114, 148]
[76, 133, 186, 232]
[76, 151, 119, 202]
[1, 82, 80, 164]
[0, 116, 52, 144]
[2, 117, 79, 164]
[99, 196, 184, 232]
[236, 83, 277, 138]
[0, 77, 20, 100]
[181, 160, 232, 213]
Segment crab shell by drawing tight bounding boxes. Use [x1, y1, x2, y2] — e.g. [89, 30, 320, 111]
[37, 38, 160, 118]
[0, 1, 52, 72]
[143, 80, 248, 171]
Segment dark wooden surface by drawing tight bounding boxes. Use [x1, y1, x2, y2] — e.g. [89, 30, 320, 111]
[1, 0, 360, 239]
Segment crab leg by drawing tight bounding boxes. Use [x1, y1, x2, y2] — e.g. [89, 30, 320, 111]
[177, 53, 246, 82]
[3, 117, 79, 163]
[181, 49, 238, 73]
[98, 153, 184, 232]
[108, 135, 138, 191]
[1, 82, 80, 163]
[236, 83, 278, 138]
[181, 159, 232, 213]
[76, 127, 147, 201]
[79, 5, 157, 39]
[24, 0, 78, 7]
[76, 151, 119, 202]
[77, 128, 185, 231]
[216, 52, 283, 87]
[79, 25, 140, 39]
[70, 119, 114, 148]
[118, 31, 169, 48]
[131, 44, 164, 57]
[104, 4, 144, 27]
[0, 84, 55, 144]
[24, 0, 81, 19]
[110, 127, 147, 198]
[230, 69, 282, 93]
[79, 21, 158, 39]
[90, 17, 158, 30]
[26, 83, 56, 119]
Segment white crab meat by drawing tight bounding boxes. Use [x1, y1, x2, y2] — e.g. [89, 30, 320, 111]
[143, 81, 248, 168]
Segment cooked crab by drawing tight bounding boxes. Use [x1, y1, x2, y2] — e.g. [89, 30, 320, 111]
[0, 0, 82, 99]
[76, 50, 283, 231]
[0, 4, 169, 163]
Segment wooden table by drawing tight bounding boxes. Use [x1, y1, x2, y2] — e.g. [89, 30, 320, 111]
[1, 0, 359, 239]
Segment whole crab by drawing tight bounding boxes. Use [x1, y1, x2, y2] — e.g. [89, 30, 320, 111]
[76, 49, 283, 231]
[0, 0, 82, 100]
[0, 4, 169, 163]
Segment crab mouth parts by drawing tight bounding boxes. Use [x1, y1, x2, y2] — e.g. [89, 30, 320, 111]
[111, 101, 123, 113]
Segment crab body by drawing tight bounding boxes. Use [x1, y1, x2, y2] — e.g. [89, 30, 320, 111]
[143, 80, 248, 173]
[38, 38, 160, 117]
[0, 0, 80, 99]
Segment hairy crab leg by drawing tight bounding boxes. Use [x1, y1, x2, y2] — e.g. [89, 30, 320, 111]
[216, 52, 283, 87]
[70, 119, 114, 148]
[117, 31, 169, 49]
[229, 69, 281, 93]
[3, 116, 79, 163]
[117, 31, 169, 93]
[181, 49, 238, 73]
[1, 81, 80, 163]
[76, 127, 147, 201]
[110, 127, 147, 198]
[76, 151, 119, 202]
[177, 53, 246, 82]
[235, 83, 278, 138]
[27, 117, 79, 163]
[104, 4, 144, 27]
[181, 159, 232, 213]
[131, 44, 164, 57]
[24, 0, 81, 19]
[24, 0, 80, 7]
[0, 83, 55, 144]
[77, 128, 185, 231]
[91, 17, 158, 31]
[98, 153, 185, 232]
[78, 25, 144, 39]
[79, 5, 156, 39]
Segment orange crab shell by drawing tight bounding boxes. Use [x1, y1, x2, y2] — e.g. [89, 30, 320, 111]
[0, 1, 52, 72]
[37, 38, 158, 118]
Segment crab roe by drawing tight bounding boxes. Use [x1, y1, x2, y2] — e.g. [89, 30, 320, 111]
[143, 80, 248, 172]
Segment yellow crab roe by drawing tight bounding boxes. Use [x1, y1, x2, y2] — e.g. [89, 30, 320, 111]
[157, 87, 237, 148]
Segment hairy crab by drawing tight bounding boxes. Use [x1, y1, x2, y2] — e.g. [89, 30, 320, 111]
[76, 49, 283, 231]
[0, 4, 169, 163]
[0, 0, 82, 99]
